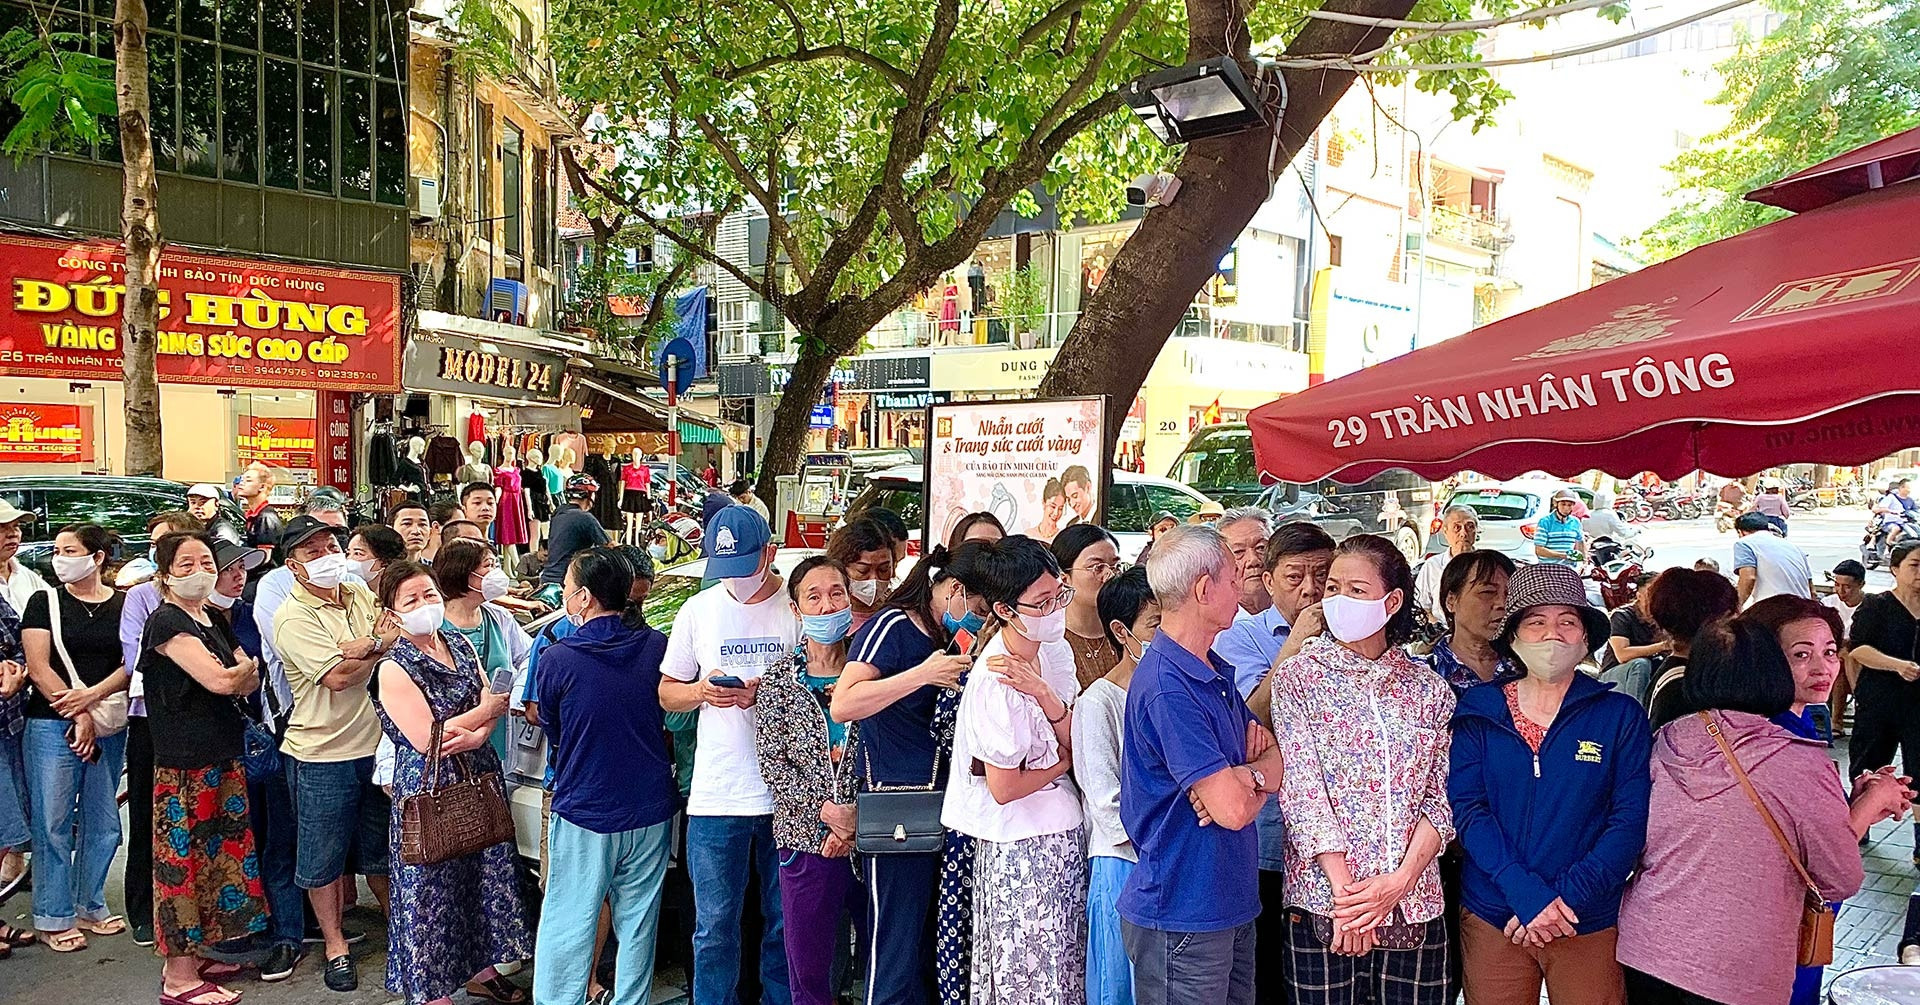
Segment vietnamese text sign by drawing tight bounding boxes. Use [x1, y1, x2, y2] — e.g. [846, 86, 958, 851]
[1, 235, 402, 392]
[237, 415, 317, 469]
[925, 396, 1105, 545]
[0, 403, 95, 463]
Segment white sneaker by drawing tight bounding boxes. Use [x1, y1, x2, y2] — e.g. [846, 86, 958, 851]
[1901, 944, 1920, 966]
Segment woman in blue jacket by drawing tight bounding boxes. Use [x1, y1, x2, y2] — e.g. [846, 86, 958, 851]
[1448, 563, 1652, 1005]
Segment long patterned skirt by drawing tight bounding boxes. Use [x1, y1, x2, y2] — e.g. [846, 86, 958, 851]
[152, 760, 267, 956]
[936, 830, 975, 1005]
[970, 826, 1088, 1005]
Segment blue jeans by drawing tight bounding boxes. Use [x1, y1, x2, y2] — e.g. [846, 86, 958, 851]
[1088, 857, 1136, 1005]
[1122, 919, 1256, 1005]
[24, 718, 126, 930]
[685, 814, 790, 1005]
[535, 816, 672, 1005]
[284, 755, 390, 888]
[248, 769, 304, 947]
[0, 725, 29, 851]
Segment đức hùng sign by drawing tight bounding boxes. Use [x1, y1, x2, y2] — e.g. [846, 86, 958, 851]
[0, 235, 403, 392]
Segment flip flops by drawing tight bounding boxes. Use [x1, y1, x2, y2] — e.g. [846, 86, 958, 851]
[40, 929, 87, 953]
[464, 973, 529, 1004]
[158, 981, 242, 1005]
[195, 959, 247, 981]
[77, 915, 127, 937]
[0, 924, 33, 949]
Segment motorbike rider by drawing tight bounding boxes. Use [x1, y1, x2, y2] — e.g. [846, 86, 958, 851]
[1751, 476, 1792, 536]
[1583, 489, 1638, 543]
[1534, 488, 1586, 566]
[1874, 479, 1918, 548]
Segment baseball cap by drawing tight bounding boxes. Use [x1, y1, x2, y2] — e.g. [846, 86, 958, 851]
[0, 498, 33, 525]
[703, 505, 771, 579]
[278, 514, 341, 560]
[213, 539, 267, 573]
[186, 483, 222, 499]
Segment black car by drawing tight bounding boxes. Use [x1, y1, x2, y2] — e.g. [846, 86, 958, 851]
[0, 475, 190, 575]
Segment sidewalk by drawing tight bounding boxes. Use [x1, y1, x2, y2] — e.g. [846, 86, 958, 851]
[1831, 745, 1917, 985]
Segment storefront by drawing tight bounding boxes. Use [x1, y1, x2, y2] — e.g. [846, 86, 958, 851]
[0, 235, 401, 493]
[722, 353, 937, 456]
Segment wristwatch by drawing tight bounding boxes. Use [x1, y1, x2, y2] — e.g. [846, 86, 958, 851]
[1249, 767, 1268, 792]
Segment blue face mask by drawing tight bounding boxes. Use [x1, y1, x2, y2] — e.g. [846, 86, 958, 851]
[801, 606, 854, 645]
[943, 609, 986, 635]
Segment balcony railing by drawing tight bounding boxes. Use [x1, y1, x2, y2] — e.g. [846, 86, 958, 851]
[1428, 206, 1507, 252]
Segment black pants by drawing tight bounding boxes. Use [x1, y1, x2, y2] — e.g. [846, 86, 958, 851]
[862, 852, 940, 1005]
[1623, 966, 1729, 1005]
[1254, 869, 1289, 1003]
[1847, 676, 1920, 785]
[123, 717, 152, 932]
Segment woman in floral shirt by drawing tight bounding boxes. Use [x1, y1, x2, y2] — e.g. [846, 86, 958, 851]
[1274, 534, 1457, 1005]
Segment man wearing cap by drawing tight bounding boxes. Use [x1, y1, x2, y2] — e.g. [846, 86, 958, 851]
[0, 499, 48, 619]
[255, 501, 364, 722]
[1189, 500, 1226, 526]
[1733, 511, 1813, 607]
[238, 461, 285, 553]
[658, 506, 795, 1005]
[272, 514, 400, 992]
[186, 484, 247, 548]
[541, 475, 610, 592]
[1533, 490, 1586, 566]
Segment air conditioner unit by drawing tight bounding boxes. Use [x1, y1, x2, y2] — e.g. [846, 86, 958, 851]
[409, 176, 441, 222]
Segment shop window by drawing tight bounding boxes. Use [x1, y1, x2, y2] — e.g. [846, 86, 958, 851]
[502, 123, 524, 257]
[302, 67, 334, 191]
[338, 75, 372, 199]
[263, 57, 299, 188]
[220, 0, 256, 47]
[150, 34, 179, 173]
[338, 0, 369, 69]
[221, 48, 258, 182]
[374, 79, 405, 205]
[262, 0, 296, 57]
[372, 0, 402, 77]
[301, 0, 333, 64]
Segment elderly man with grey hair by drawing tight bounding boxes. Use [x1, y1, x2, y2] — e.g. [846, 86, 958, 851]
[1415, 503, 1480, 623]
[1120, 525, 1284, 1005]
[1216, 506, 1274, 616]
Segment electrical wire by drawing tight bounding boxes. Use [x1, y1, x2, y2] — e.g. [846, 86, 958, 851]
[1303, 0, 1617, 33]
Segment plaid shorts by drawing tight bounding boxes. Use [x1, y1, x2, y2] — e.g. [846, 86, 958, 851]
[1283, 909, 1451, 1005]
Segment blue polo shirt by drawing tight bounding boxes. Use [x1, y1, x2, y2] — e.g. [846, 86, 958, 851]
[1210, 605, 1291, 871]
[1535, 510, 1584, 564]
[1119, 637, 1260, 933]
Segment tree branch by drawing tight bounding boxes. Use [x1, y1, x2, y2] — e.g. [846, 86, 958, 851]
[1014, 0, 1088, 52]
[1030, 0, 1146, 142]
[718, 43, 914, 92]
[661, 65, 814, 286]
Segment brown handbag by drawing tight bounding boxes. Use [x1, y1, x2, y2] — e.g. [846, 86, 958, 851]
[1697, 711, 1835, 966]
[397, 717, 517, 866]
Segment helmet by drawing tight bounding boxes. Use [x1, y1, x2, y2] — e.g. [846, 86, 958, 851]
[1551, 488, 1580, 503]
[565, 474, 600, 498]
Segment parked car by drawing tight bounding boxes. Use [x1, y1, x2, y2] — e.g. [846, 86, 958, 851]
[1437, 479, 1597, 562]
[0, 475, 190, 576]
[1251, 477, 1436, 561]
[843, 466, 1214, 562]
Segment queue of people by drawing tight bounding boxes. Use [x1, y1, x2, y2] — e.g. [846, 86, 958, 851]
[0, 483, 1915, 1005]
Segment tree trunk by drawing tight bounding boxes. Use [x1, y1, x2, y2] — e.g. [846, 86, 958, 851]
[1037, 0, 1418, 456]
[115, 0, 163, 476]
[753, 326, 854, 501]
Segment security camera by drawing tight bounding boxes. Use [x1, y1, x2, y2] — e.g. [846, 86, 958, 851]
[1126, 173, 1182, 208]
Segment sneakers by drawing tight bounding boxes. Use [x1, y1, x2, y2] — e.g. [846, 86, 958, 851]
[323, 954, 358, 992]
[261, 943, 303, 982]
[130, 922, 156, 948]
[302, 926, 367, 946]
[1903, 944, 1920, 966]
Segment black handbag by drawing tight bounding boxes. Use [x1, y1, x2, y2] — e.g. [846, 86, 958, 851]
[854, 735, 947, 855]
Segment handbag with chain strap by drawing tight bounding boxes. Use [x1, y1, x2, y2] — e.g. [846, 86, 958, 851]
[397, 716, 516, 866]
[1697, 711, 1834, 966]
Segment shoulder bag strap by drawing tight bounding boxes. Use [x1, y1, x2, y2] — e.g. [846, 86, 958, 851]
[1696, 711, 1823, 899]
[424, 715, 447, 795]
[44, 588, 83, 691]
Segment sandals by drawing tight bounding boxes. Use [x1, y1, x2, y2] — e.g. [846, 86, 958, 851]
[158, 981, 242, 1005]
[587, 989, 613, 1005]
[41, 929, 87, 953]
[196, 959, 247, 980]
[78, 915, 127, 936]
[464, 973, 529, 1004]
[0, 924, 33, 949]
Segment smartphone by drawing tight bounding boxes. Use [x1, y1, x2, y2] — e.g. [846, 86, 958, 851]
[488, 668, 514, 694]
[709, 675, 747, 689]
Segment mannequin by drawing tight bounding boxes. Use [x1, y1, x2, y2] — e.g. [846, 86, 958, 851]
[524, 447, 551, 548]
[492, 444, 529, 576]
[458, 440, 493, 487]
[545, 445, 576, 501]
[619, 447, 653, 544]
[394, 436, 428, 493]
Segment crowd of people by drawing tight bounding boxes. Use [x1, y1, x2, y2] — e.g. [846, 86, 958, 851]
[0, 476, 1915, 1005]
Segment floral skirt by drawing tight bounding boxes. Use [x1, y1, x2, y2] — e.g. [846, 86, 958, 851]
[970, 826, 1088, 1005]
[153, 760, 267, 956]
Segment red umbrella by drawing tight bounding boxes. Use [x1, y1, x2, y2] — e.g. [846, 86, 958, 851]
[1247, 132, 1920, 484]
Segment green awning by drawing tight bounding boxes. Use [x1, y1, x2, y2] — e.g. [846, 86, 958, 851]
[679, 419, 723, 445]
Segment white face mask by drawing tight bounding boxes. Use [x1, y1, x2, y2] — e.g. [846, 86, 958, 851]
[725, 567, 767, 603]
[1015, 606, 1068, 644]
[206, 589, 239, 610]
[398, 603, 445, 636]
[1510, 638, 1587, 682]
[1322, 593, 1395, 643]
[167, 569, 218, 601]
[565, 587, 589, 627]
[849, 578, 883, 606]
[479, 568, 512, 602]
[296, 552, 350, 589]
[347, 557, 378, 582]
[51, 554, 98, 584]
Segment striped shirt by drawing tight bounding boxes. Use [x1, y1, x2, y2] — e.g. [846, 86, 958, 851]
[1534, 511, 1584, 564]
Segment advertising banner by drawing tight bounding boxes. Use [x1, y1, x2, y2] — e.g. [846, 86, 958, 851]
[924, 396, 1105, 544]
[1, 235, 403, 392]
[0, 403, 95, 463]
[237, 415, 317, 469]
[401, 330, 565, 404]
[317, 392, 355, 491]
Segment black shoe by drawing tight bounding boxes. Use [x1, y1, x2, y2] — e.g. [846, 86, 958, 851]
[303, 926, 367, 946]
[323, 954, 358, 992]
[130, 923, 155, 947]
[261, 943, 303, 982]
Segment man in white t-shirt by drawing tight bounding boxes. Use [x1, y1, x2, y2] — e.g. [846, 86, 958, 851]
[1732, 512, 1813, 607]
[659, 506, 796, 1005]
[1825, 559, 1868, 735]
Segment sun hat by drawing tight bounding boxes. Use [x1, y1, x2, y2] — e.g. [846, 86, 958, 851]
[1498, 563, 1609, 653]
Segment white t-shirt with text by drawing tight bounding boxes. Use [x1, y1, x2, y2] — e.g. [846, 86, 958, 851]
[661, 581, 798, 817]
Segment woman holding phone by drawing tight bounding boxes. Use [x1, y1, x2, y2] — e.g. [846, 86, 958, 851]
[433, 539, 534, 762]
[20, 522, 129, 953]
[370, 561, 531, 1005]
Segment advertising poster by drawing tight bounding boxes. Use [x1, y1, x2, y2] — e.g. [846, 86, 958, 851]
[0, 403, 95, 463]
[925, 396, 1106, 544]
[1, 235, 402, 392]
[237, 415, 318, 469]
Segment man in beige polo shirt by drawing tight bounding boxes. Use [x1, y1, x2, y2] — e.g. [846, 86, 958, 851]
[272, 515, 399, 993]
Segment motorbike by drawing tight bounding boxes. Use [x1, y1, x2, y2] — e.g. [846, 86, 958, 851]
[1587, 535, 1652, 610]
[1860, 512, 1920, 570]
[1662, 488, 1707, 521]
[1713, 499, 1740, 534]
[1789, 487, 1822, 511]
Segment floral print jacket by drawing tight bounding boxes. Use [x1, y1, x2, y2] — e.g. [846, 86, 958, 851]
[1273, 635, 1457, 922]
[753, 647, 858, 854]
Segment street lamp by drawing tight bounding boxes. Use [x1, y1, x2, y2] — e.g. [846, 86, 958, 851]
[1124, 56, 1269, 144]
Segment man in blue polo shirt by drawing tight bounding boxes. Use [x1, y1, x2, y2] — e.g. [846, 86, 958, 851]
[1123, 525, 1285, 1005]
[1533, 489, 1586, 566]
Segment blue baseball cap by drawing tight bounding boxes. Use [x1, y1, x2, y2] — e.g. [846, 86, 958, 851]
[704, 505, 771, 579]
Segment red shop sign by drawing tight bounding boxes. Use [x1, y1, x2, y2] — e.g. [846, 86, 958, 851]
[316, 391, 354, 491]
[237, 415, 317, 469]
[0, 235, 402, 392]
[0, 403, 96, 463]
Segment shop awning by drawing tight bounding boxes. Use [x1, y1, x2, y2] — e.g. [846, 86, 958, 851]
[569, 359, 726, 440]
[679, 420, 723, 445]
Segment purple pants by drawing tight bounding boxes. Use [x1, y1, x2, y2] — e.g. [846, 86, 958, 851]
[778, 848, 863, 1005]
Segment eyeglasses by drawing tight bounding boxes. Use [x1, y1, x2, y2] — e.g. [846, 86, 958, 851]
[1076, 560, 1123, 577]
[1013, 586, 1076, 615]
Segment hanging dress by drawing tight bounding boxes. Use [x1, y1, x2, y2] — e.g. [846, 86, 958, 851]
[493, 466, 528, 547]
